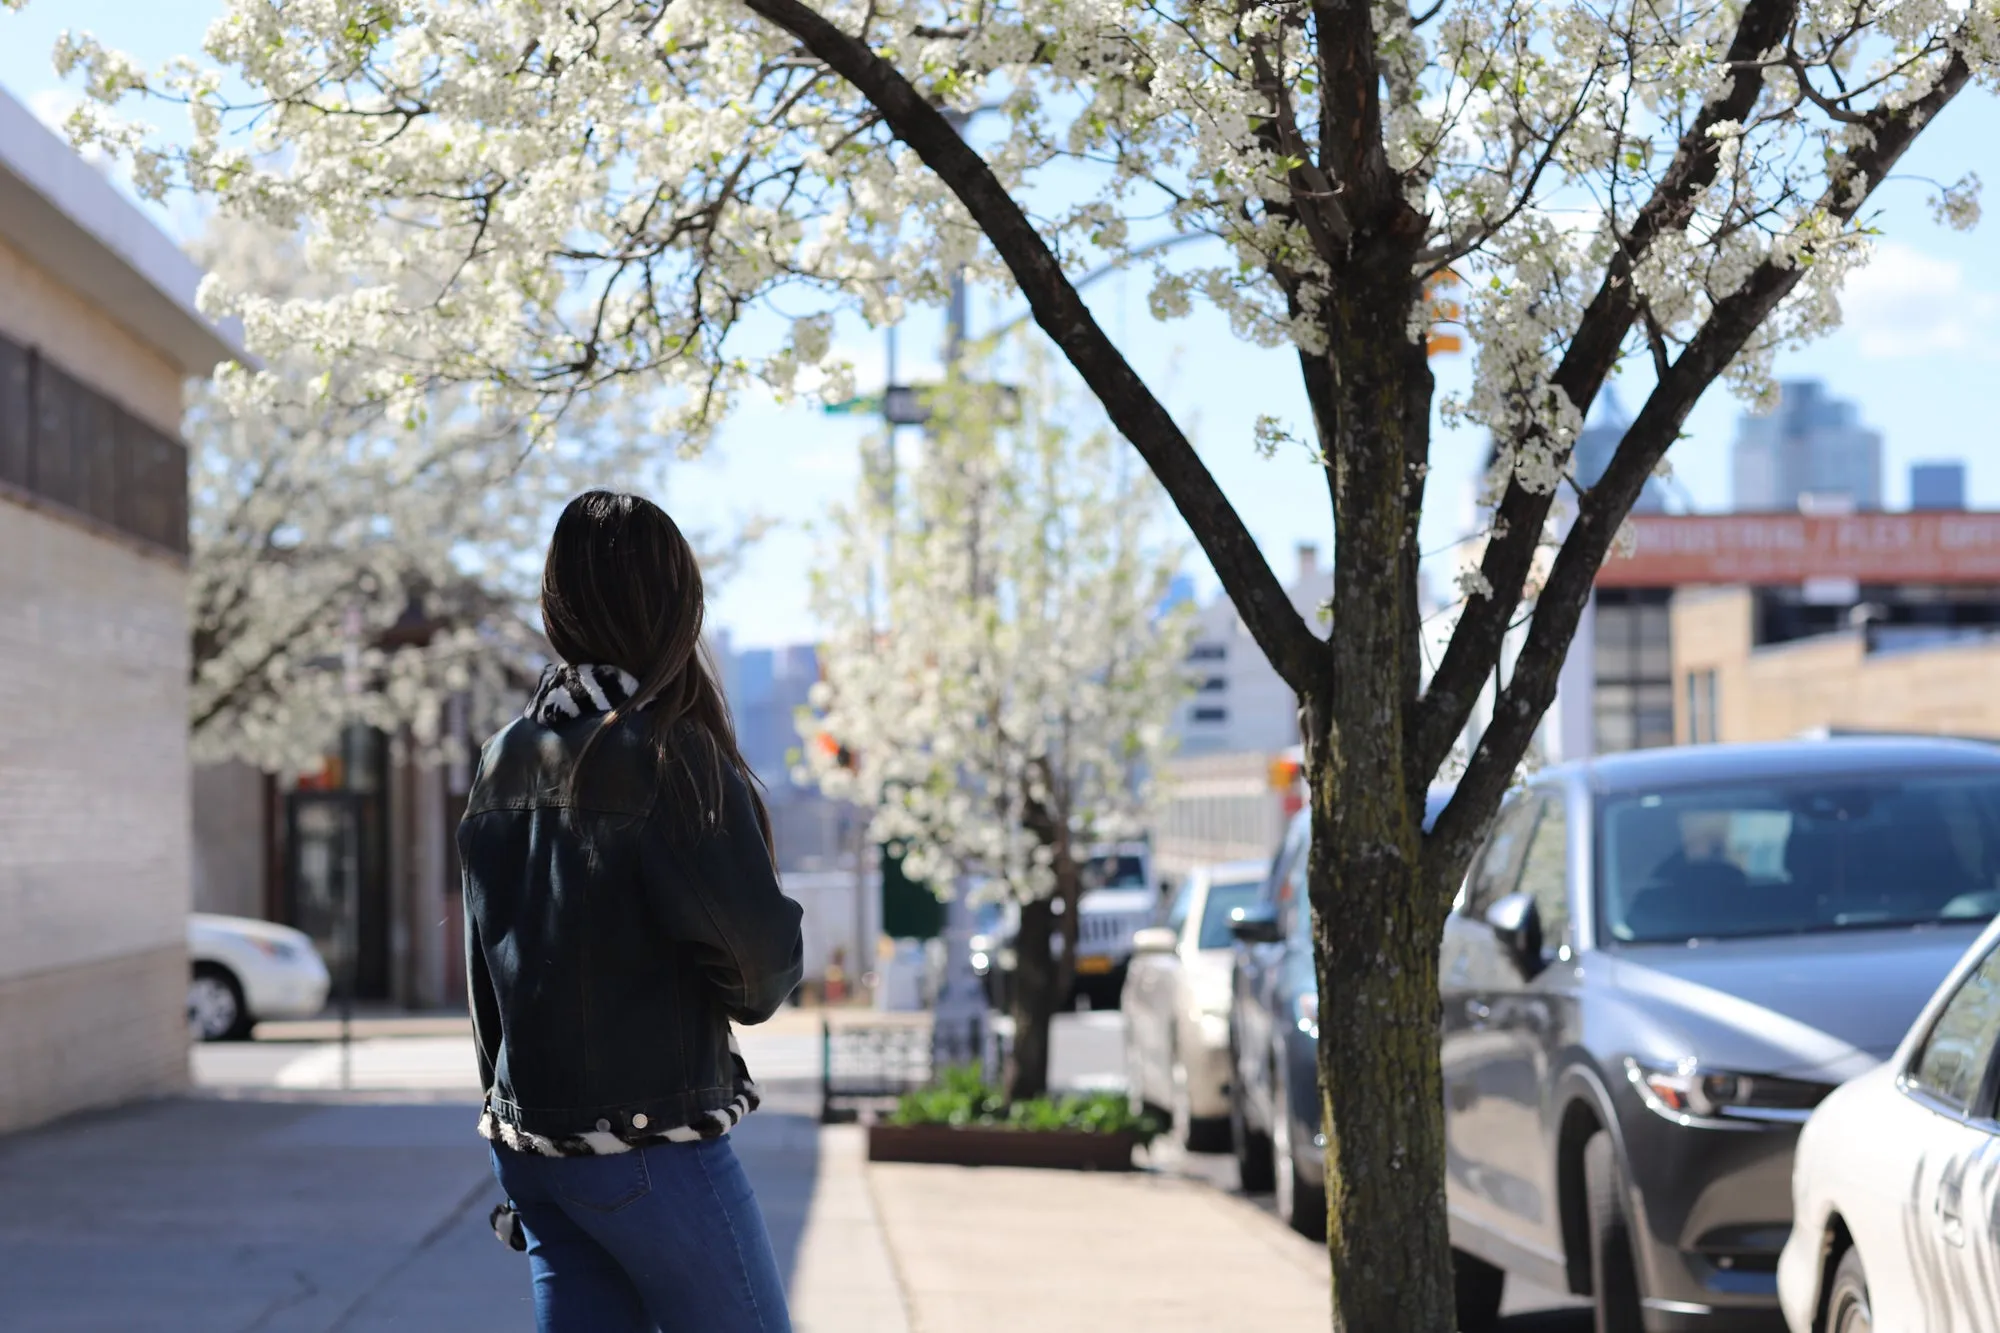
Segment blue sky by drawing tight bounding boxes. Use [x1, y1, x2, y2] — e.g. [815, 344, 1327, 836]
[6, 2, 1998, 648]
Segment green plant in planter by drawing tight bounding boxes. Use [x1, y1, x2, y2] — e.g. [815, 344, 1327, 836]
[890, 1066, 1160, 1143]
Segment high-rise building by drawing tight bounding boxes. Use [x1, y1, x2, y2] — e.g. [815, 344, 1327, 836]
[1572, 390, 1670, 514]
[1731, 380, 1883, 512]
[1911, 461, 1967, 511]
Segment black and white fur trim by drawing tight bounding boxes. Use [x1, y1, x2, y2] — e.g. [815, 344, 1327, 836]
[479, 1032, 763, 1158]
[525, 662, 640, 725]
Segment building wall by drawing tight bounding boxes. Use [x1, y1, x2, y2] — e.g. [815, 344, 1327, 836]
[191, 761, 267, 919]
[0, 499, 190, 1133]
[1171, 545, 1331, 757]
[1671, 586, 2000, 742]
[0, 233, 184, 437]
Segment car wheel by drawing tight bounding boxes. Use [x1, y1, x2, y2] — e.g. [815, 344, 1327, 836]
[1452, 1248, 1506, 1331]
[1583, 1130, 1645, 1333]
[1229, 1049, 1276, 1193]
[188, 963, 252, 1042]
[1826, 1246, 1872, 1333]
[1271, 1054, 1326, 1240]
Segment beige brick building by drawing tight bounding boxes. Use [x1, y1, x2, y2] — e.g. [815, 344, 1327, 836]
[0, 87, 240, 1133]
[1672, 586, 2000, 745]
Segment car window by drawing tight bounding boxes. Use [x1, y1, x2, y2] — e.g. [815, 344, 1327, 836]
[1199, 880, 1266, 950]
[1908, 943, 2000, 1115]
[1515, 797, 1571, 952]
[1597, 772, 2000, 944]
[1464, 794, 1541, 918]
[1164, 880, 1195, 936]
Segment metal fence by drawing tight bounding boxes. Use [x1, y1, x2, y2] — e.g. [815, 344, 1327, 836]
[818, 1015, 1010, 1123]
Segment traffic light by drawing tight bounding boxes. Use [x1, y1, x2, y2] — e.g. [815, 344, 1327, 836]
[1426, 269, 1463, 357]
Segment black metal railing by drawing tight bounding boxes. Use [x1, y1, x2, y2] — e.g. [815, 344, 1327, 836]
[819, 1014, 1011, 1123]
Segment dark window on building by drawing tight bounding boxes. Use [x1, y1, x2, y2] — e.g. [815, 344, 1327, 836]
[0, 329, 187, 556]
[1192, 706, 1228, 723]
[1197, 676, 1226, 693]
[1685, 669, 1719, 744]
[1594, 589, 1674, 754]
[1187, 643, 1227, 662]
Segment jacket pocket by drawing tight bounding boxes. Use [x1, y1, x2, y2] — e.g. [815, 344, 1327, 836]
[552, 1149, 652, 1213]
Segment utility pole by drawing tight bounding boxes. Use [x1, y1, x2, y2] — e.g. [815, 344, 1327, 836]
[930, 107, 989, 1059]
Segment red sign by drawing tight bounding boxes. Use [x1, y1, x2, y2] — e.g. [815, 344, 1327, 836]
[1596, 512, 2000, 588]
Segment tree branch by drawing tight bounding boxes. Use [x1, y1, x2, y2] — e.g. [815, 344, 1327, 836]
[1423, 49, 1974, 889]
[1408, 0, 1800, 781]
[740, 0, 1324, 691]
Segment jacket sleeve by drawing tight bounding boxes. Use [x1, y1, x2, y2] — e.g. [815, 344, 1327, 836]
[644, 764, 804, 1026]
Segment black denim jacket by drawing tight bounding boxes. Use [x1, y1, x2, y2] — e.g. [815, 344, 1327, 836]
[458, 709, 803, 1149]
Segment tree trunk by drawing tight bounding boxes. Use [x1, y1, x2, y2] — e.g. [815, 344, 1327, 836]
[1005, 896, 1059, 1099]
[1306, 727, 1455, 1331]
[1003, 853, 1082, 1101]
[1304, 253, 1460, 1331]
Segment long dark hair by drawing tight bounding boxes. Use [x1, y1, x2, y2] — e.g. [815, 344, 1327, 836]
[540, 490, 772, 859]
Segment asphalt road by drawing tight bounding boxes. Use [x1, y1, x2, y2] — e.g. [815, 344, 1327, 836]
[1047, 1010, 1592, 1330]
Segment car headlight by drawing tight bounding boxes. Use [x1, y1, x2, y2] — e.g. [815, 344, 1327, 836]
[970, 951, 990, 974]
[1294, 993, 1319, 1040]
[249, 938, 302, 962]
[1625, 1057, 1833, 1124]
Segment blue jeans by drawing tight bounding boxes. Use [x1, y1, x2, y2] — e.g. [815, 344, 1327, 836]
[491, 1136, 792, 1333]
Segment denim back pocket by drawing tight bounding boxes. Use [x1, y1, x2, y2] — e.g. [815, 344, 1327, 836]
[553, 1148, 652, 1213]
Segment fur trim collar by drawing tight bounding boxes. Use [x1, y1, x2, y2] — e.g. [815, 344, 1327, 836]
[478, 1031, 763, 1158]
[526, 662, 639, 725]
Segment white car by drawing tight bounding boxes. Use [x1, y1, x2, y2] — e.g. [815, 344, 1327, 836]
[186, 914, 331, 1042]
[1780, 911, 2000, 1332]
[1121, 860, 1269, 1150]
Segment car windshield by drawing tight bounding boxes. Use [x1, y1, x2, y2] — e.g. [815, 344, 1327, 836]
[1198, 880, 1266, 949]
[1598, 770, 2000, 943]
[1083, 854, 1148, 891]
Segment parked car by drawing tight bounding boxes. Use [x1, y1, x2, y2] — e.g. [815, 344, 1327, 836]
[1428, 739, 2000, 1331]
[1227, 789, 1452, 1240]
[1122, 859, 1269, 1150]
[971, 842, 1160, 1012]
[1778, 911, 2000, 1333]
[187, 913, 331, 1041]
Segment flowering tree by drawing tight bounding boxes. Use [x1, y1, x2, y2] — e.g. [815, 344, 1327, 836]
[186, 219, 748, 772]
[802, 365, 1189, 1100]
[39, 0, 1996, 1322]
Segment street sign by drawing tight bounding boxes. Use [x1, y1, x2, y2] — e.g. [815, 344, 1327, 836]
[883, 384, 930, 426]
[825, 382, 1023, 428]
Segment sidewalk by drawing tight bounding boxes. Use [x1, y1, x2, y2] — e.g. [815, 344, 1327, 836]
[0, 1090, 1328, 1332]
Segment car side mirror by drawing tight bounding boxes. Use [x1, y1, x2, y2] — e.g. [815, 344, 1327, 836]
[1131, 926, 1180, 956]
[1484, 891, 1544, 976]
[1228, 904, 1284, 945]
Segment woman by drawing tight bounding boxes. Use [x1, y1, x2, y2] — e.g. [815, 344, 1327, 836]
[459, 490, 804, 1332]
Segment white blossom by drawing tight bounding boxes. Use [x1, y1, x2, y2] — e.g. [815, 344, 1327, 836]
[183, 218, 755, 772]
[798, 352, 1191, 907]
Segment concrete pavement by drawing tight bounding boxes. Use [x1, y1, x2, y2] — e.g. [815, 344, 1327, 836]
[0, 1018, 1587, 1331]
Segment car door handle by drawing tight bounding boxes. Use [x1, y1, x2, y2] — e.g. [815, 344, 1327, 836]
[1465, 1000, 1492, 1026]
[1939, 1183, 1967, 1247]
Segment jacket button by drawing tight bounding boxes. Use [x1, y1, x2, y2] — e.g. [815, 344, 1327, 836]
[631, 1113, 649, 1130]
[595, 1119, 611, 1132]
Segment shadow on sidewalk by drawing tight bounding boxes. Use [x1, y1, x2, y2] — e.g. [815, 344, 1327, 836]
[0, 1088, 827, 1333]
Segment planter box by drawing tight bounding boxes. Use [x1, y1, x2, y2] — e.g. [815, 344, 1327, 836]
[867, 1122, 1138, 1171]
